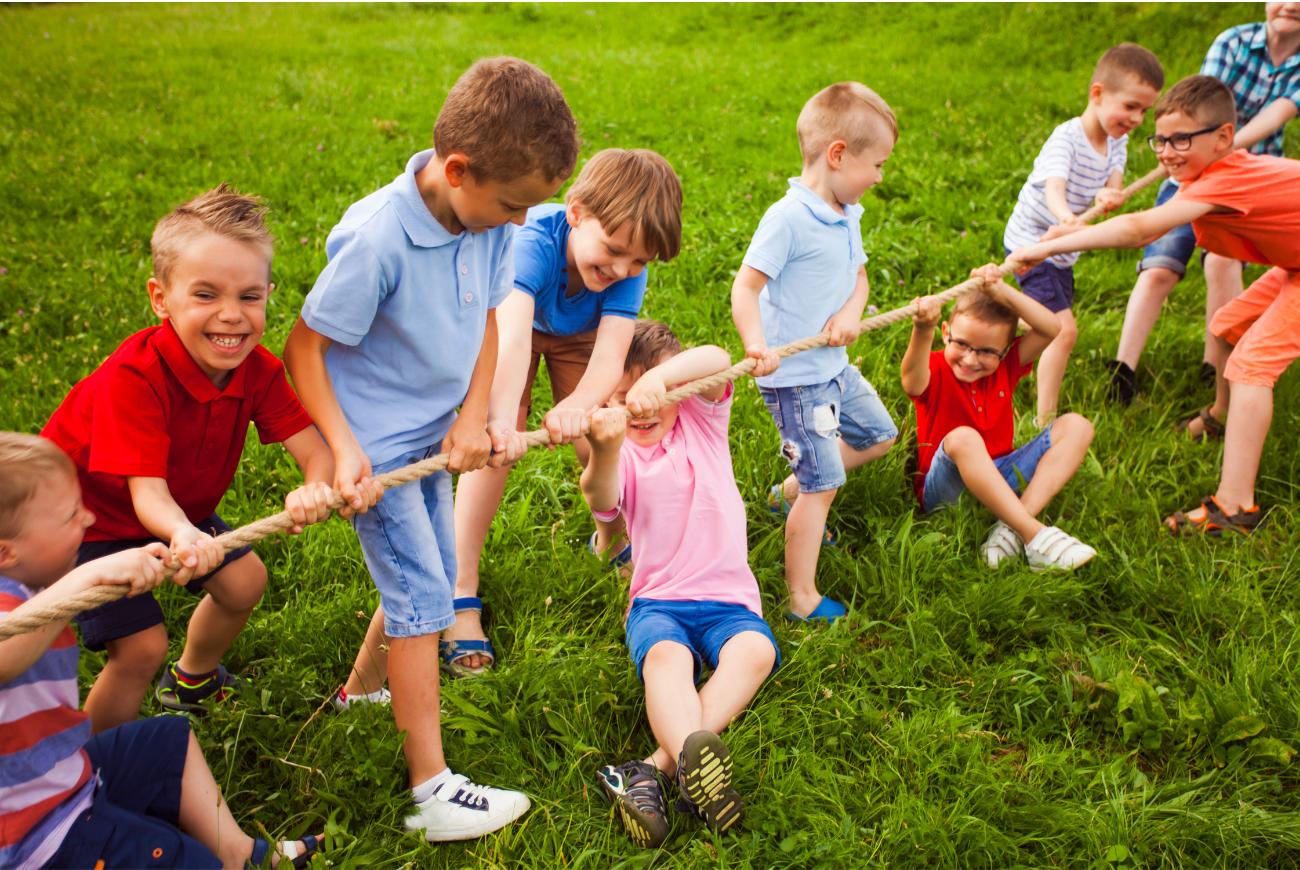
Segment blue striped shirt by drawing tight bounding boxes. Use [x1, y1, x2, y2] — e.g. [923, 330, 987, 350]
[1202, 23, 1300, 157]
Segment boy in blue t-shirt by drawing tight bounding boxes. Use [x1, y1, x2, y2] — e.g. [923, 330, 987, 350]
[446, 149, 682, 676]
[283, 57, 580, 842]
[731, 82, 900, 624]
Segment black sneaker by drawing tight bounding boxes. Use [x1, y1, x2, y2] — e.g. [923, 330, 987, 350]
[156, 663, 241, 714]
[675, 731, 743, 833]
[596, 760, 669, 848]
[1199, 361, 1218, 385]
[1104, 360, 1137, 406]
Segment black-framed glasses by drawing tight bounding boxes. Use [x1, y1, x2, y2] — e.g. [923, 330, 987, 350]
[944, 334, 1009, 364]
[1147, 125, 1222, 153]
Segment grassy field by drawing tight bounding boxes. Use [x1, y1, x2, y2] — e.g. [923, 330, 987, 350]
[3, 3, 1299, 867]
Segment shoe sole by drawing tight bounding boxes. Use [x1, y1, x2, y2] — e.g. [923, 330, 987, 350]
[597, 771, 668, 848]
[678, 732, 743, 833]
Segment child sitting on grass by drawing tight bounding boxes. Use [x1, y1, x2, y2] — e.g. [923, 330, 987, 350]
[40, 185, 335, 731]
[1001, 43, 1164, 426]
[582, 321, 779, 848]
[901, 271, 1097, 569]
[0, 432, 321, 869]
[1009, 74, 1300, 537]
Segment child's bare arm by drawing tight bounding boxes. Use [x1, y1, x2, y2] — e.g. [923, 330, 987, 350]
[900, 297, 940, 397]
[443, 308, 498, 473]
[1093, 170, 1127, 213]
[125, 477, 220, 584]
[1044, 178, 1084, 229]
[580, 409, 625, 513]
[280, 426, 336, 534]
[1010, 197, 1217, 270]
[547, 315, 636, 441]
[484, 290, 536, 464]
[730, 266, 780, 376]
[627, 345, 733, 415]
[980, 273, 1059, 364]
[824, 267, 869, 347]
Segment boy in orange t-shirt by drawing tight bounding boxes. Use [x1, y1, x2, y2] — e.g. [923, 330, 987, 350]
[1008, 74, 1300, 537]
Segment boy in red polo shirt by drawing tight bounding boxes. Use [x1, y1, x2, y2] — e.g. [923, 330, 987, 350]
[1010, 74, 1300, 536]
[901, 270, 1097, 570]
[42, 185, 337, 731]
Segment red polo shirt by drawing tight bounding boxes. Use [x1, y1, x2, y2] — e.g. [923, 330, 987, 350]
[910, 337, 1033, 502]
[42, 321, 314, 542]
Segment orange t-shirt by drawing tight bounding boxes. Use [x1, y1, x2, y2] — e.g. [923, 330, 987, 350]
[1176, 149, 1300, 271]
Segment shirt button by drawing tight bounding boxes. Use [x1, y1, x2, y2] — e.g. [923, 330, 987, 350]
[463, 292, 474, 303]
[460, 265, 469, 275]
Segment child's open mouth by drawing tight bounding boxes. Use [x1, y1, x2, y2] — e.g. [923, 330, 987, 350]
[208, 333, 247, 352]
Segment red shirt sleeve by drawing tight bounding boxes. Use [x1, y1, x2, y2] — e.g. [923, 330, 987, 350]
[88, 364, 171, 478]
[248, 351, 314, 445]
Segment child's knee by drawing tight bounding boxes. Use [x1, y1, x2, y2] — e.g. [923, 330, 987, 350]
[1055, 317, 1079, 346]
[207, 552, 268, 612]
[729, 631, 776, 672]
[1054, 412, 1094, 446]
[106, 626, 170, 678]
[644, 640, 692, 671]
[942, 425, 984, 459]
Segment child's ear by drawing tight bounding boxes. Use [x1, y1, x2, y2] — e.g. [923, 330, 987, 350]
[147, 277, 169, 320]
[1088, 82, 1104, 103]
[443, 153, 471, 189]
[0, 540, 17, 572]
[565, 199, 586, 227]
[1217, 123, 1236, 149]
[825, 139, 847, 169]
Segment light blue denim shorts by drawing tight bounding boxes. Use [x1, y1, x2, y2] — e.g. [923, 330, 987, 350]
[760, 364, 898, 494]
[352, 441, 457, 638]
[921, 425, 1054, 513]
[1138, 179, 1198, 277]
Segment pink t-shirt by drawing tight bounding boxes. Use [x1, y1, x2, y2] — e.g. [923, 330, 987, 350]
[593, 384, 763, 616]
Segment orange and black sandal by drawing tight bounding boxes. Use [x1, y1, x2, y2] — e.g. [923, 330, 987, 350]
[1164, 496, 1263, 537]
[1178, 407, 1225, 443]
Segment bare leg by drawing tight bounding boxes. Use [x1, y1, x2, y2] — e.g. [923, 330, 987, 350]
[784, 488, 835, 617]
[83, 624, 169, 732]
[448, 464, 512, 669]
[388, 634, 447, 784]
[176, 553, 266, 676]
[1116, 267, 1180, 370]
[641, 642, 701, 773]
[342, 608, 389, 696]
[1034, 309, 1078, 426]
[1203, 254, 1244, 367]
[1185, 335, 1234, 439]
[1017, 414, 1094, 517]
[1215, 383, 1272, 513]
[942, 427, 1044, 544]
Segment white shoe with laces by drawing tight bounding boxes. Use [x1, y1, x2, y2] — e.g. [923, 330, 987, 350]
[981, 521, 1024, 568]
[1025, 527, 1096, 571]
[403, 774, 531, 841]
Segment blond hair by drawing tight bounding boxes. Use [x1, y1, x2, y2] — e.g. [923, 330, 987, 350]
[624, 319, 683, 374]
[796, 82, 898, 165]
[0, 433, 75, 538]
[566, 149, 683, 262]
[1156, 75, 1236, 129]
[151, 184, 272, 286]
[1093, 43, 1165, 91]
[434, 56, 580, 183]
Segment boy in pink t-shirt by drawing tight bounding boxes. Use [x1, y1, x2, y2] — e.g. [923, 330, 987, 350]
[581, 320, 779, 848]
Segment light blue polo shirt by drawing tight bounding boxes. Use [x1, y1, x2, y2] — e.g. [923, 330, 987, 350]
[742, 179, 867, 388]
[514, 203, 647, 336]
[302, 150, 515, 465]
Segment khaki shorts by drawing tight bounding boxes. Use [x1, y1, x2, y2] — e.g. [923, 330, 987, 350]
[516, 328, 599, 428]
[1212, 267, 1300, 387]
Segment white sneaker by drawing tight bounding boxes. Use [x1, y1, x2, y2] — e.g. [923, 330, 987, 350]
[981, 521, 1024, 568]
[331, 686, 391, 711]
[1025, 527, 1096, 571]
[403, 774, 531, 841]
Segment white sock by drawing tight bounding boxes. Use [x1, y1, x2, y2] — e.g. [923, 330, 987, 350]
[412, 767, 455, 804]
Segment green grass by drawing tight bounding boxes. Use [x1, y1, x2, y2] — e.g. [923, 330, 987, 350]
[3, 3, 1299, 867]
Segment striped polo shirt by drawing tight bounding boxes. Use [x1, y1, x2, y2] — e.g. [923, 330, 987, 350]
[0, 576, 94, 869]
[1004, 117, 1128, 268]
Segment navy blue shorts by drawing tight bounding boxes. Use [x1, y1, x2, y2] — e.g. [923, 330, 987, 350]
[46, 716, 220, 869]
[75, 513, 253, 650]
[625, 598, 780, 683]
[1011, 255, 1075, 313]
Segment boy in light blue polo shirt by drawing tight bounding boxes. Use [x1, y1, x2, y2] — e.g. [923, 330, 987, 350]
[731, 81, 899, 624]
[283, 57, 580, 842]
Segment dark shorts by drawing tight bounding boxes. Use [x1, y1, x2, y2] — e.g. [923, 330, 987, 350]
[46, 716, 220, 869]
[625, 598, 780, 683]
[74, 513, 253, 650]
[1009, 251, 1075, 313]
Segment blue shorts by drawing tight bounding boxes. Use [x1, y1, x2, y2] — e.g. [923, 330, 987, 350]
[625, 598, 780, 683]
[46, 716, 220, 869]
[74, 514, 254, 651]
[760, 364, 897, 494]
[1138, 179, 1197, 277]
[1010, 251, 1075, 313]
[922, 425, 1054, 513]
[353, 442, 457, 638]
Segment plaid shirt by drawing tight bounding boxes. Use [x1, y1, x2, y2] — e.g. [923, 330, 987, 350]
[1201, 23, 1300, 157]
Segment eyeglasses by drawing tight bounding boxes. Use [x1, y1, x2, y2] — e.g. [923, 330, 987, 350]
[1147, 125, 1222, 152]
[944, 335, 1008, 364]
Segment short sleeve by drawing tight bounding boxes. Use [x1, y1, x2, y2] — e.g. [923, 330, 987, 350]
[1035, 124, 1075, 181]
[511, 221, 556, 300]
[250, 355, 314, 445]
[301, 231, 390, 347]
[87, 366, 170, 478]
[597, 271, 647, 319]
[742, 207, 795, 281]
[679, 382, 733, 438]
[1109, 135, 1129, 175]
[489, 228, 516, 309]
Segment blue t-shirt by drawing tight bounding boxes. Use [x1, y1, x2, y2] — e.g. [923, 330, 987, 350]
[514, 203, 647, 336]
[742, 179, 867, 388]
[302, 150, 515, 465]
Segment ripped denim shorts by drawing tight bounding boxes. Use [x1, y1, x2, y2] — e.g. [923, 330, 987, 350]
[760, 364, 898, 494]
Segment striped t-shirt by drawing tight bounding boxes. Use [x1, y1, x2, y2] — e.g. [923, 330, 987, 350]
[0, 576, 94, 870]
[1004, 117, 1128, 267]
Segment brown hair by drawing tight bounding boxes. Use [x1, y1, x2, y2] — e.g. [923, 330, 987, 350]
[950, 286, 1019, 339]
[434, 56, 580, 184]
[624, 319, 683, 374]
[1093, 43, 1165, 91]
[566, 149, 683, 262]
[151, 184, 272, 286]
[0, 433, 76, 538]
[1155, 74, 1236, 129]
[796, 82, 898, 165]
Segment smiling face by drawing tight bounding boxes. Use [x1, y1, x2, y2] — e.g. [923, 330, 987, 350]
[1152, 109, 1234, 182]
[1091, 75, 1161, 140]
[0, 470, 94, 588]
[148, 230, 271, 387]
[829, 127, 895, 205]
[1267, 2, 1300, 37]
[565, 202, 653, 293]
[609, 362, 679, 447]
[448, 165, 564, 234]
[942, 313, 1014, 383]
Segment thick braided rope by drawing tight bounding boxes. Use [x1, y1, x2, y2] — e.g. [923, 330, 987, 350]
[0, 167, 1166, 642]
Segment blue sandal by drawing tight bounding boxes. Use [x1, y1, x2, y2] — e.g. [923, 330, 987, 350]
[785, 596, 847, 624]
[438, 597, 496, 678]
[247, 833, 323, 868]
[587, 531, 633, 568]
[767, 485, 838, 547]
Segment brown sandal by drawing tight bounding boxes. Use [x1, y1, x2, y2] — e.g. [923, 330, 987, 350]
[1179, 407, 1225, 443]
[1165, 496, 1263, 537]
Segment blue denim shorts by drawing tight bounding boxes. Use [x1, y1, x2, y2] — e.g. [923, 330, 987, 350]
[625, 598, 780, 683]
[1138, 179, 1197, 276]
[922, 425, 1054, 513]
[353, 442, 457, 638]
[760, 364, 898, 494]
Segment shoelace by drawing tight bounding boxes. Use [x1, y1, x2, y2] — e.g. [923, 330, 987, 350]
[437, 775, 491, 811]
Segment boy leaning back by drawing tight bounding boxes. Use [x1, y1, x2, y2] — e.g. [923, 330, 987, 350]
[40, 186, 335, 733]
[1010, 75, 1300, 537]
[731, 82, 899, 624]
[1002, 43, 1163, 425]
[283, 57, 580, 841]
[582, 321, 779, 848]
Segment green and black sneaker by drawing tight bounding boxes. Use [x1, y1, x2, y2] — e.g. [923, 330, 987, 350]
[596, 760, 670, 848]
[156, 662, 241, 714]
[675, 730, 743, 833]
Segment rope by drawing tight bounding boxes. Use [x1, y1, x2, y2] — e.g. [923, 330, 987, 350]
[0, 167, 1165, 643]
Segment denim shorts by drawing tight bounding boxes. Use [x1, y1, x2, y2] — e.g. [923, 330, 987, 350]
[922, 425, 1054, 513]
[352, 442, 457, 638]
[625, 598, 780, 683]
[1009, 250, 1075, 313]
[74, 514, 254, 651]
[47, 716, 220, 869]
[760, 364, 898, 494]
[1138, 179, 1197, 277]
